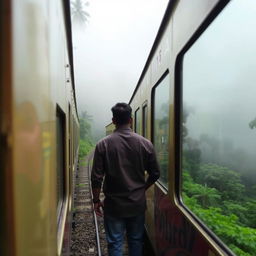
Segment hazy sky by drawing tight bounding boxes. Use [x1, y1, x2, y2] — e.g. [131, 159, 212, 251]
[71, 0, 169, 137]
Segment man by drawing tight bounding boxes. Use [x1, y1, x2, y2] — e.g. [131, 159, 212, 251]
[91, 102, 160, 256]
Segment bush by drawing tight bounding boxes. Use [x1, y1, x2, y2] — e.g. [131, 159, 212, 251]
[184, 193, 256, 255]
[79, 139, 93, 159]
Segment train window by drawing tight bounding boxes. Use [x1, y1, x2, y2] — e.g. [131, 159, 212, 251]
[142, 104, 148, 137]
[134, 108, 141, 134]
[153, 74, 170, 188]
[181, 1, 256, 255]
[56, 106, 66, 224]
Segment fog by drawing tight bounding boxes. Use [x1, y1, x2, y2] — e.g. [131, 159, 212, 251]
[183, 0, 256, 175]
[71, 0, 169, 139]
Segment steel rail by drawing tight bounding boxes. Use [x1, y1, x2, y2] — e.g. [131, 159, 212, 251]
[88, 154, 102, 256]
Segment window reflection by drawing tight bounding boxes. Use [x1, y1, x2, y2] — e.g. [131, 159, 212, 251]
[135, 108, 141, 134]
[153, 74, 170, 187]
[142, 104, 148, 137]
[182, 1, 256, 255]
[56, 107, 66, 223]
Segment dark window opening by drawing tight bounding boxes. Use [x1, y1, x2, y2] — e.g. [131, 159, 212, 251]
[153, 74, 170, 188]
[134, 108, 141, 134]
[56, 106, 66, 224]
[142, 104, 148, 137]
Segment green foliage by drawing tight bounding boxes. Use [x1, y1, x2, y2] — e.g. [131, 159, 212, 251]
[79, 139, 93, 159]
[184, 195, 256, 256]
[76, 183, 85, 187]
[181, 99, 256, 255]
[183, 171, 221, 207]
[242, 174, 256, 198]
[229, 245, 251, 256]
[79, 111, 93, 142]
[183, 144, 201, 180]
[198, 164, 245, 200]
[243, 200, 256, 228]
[222, 201, 248, 226]
[79, 111, 94, 159]
[183, 167, 256, 256]
[79, 160, 86, 167]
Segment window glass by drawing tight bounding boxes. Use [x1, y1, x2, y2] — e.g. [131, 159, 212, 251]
[153, 74, 170, 187]
[56, 107, 66, 223]
[182, 1, 256, 255]
[142, 104, 148, 137]
[135, 108, 141, 134]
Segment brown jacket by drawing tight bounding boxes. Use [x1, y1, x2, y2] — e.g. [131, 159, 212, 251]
[91, 127, 160, 217]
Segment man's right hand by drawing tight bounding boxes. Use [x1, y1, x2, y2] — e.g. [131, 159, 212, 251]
[94, 201, 104, 217]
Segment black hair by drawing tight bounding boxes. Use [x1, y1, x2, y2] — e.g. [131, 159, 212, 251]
[111, 103, 132, 125]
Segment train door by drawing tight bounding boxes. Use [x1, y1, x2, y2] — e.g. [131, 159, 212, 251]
[0, 1, 15, 255]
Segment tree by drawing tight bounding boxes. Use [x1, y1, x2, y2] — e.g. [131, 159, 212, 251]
[199, 164, 245, 200]
[199, 134, 221, 164]
[71, 0, 90, 26]
[244, 200, 256, 228]
[183, 171, 221, 208]
[183, 137, 201, 180]
[79, 111, 92, 141]
[182, 104, 201, 180]
[182, 104, 194, 140]
[249, 117, 256, 129]
[222, 200, 248, 226]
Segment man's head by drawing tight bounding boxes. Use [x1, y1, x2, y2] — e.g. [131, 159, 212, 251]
[111, 103, 132, 126]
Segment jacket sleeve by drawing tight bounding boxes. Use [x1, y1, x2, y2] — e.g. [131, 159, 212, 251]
[91, 143, 105, 189]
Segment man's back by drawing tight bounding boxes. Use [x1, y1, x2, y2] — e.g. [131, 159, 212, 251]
[91, 126, 159, 217]
[91, 103, 160, 256]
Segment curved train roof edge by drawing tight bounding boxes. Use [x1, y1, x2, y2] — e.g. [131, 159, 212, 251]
[129, 0, 176, 104]
[63, 0, 79, 118]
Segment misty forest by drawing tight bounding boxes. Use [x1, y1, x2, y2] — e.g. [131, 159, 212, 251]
[182, 108, 256, 256]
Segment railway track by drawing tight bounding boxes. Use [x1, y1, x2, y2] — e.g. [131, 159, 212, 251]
[71, 153, 130, 256]
[71, 154, 108, 256]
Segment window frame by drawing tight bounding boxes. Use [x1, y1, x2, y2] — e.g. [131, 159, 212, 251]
[56, 105, 67, 228]
[142, 101, 148, 138]
[175, 1, 236, 255]
[151, 70, 170, 190]
[134, 107, 140, 134]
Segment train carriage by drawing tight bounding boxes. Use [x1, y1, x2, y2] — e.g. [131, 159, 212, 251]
[1, 0, 256, 255]
[0, 0, 79, 255]
[129, 0, 256, 255]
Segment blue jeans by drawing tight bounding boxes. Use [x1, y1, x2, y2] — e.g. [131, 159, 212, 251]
[104, 213, 145, 256]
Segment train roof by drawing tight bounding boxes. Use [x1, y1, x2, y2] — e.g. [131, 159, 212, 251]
[129, 0, 175, 104]
[63, 1, 78, 116]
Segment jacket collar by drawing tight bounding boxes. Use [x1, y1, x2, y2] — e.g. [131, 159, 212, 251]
[114, 125, 132, 132]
